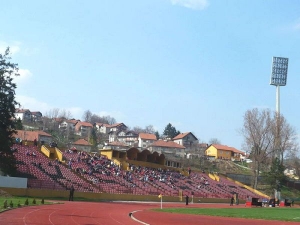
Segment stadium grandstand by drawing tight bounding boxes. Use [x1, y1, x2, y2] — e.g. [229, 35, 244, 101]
[8, 138, 267, 202]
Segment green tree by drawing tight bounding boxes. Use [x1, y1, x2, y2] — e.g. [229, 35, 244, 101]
[15, 117, 23, 130]
[163, 123, 180, 139]
[263, 157, 286, 191]
[0, 47, 19, 176]
[90, 126, 98, 151]
[154, 131, 160, 140]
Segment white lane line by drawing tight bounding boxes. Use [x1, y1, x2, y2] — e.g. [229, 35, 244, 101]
[22, 208, 41, 225]
[48, 210, 58, 225]
[90, 211, 104, 225]
[129, 210, 150, 225]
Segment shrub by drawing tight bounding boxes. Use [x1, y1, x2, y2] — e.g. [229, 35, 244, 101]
[18, 201, 21, 207]
[9, 200, 13, 208]
[3, 200, 7, 208]
[32, 199, 36, 204]
[41, 198, 45, 204]
[25, 199, 29, 206]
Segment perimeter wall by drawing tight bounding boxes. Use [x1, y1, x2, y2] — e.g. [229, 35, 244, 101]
[0, 187, 239, 204]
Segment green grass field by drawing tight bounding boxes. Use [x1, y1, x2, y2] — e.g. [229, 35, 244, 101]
[157, 207, 300, 222]
[0, 196, 52, 212]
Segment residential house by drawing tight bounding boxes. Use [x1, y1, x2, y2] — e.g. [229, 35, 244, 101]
[108, 130, 138, 146]
[50, 118, 64, 130]
[15, 109, 31, 121]
[74, 121, 93, 137]
[94, 122, 128, 134]
[59, 119, 80, 131]
[205, 144, 245, 160]
[31, 111, 43, 122]
[116, 130, 138, 147]
[173, 132, 198, 149]
[14, 130, 52, 144]
[148, 140, 185, 156]
[138, 133, 157, 148]
[72, 139, 92, 152]
[94, 123, 110, 134]
[108, 123, 128, 132]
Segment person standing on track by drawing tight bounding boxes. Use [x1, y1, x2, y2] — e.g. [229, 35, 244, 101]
[185, 195, 189, 205]
[69, 185, 75, 201]
[230, 196, 234, 206]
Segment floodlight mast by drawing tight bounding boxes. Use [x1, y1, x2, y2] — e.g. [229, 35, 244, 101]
[270, 57, 288, 201]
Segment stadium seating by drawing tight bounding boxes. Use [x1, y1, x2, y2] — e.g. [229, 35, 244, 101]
[13, 144, 265, 200]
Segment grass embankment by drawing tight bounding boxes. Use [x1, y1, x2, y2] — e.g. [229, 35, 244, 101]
[157, 207, 300, 222]
[0, 196, 53, 212]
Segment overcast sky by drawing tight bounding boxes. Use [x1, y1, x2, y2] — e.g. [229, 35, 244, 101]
[1, 0, 300, 151]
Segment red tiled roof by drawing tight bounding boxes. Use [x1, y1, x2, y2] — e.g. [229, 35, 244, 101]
[139, 133, 157, 140]
[67, 119, 80, 124]
[14, 130, 52, 141]
[95, 122, 109, 127]
[173, 132, 198, 141]
[151, 140, 185, 149]
[106, 123, 127, 128]
[15, 108, 30, 113]
[76, 121, 93, 127]
[212, 144, 245, 154]
[37, 131, 52, 137]
[173, 132, 190, 140]
[73, 139, 91, 146]
[31, 111, 42, 116]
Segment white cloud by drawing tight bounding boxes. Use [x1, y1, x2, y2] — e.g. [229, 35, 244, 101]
[16, 95, 51, 113]
[0, 41, 21, 55]
[170, 0, 209, 10]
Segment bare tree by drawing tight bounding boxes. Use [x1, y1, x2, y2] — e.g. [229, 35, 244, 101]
[82, 111, 116, 125]
[132, 125, 156, 134]
[271, 113, 298, 163]
[43, 108, 61, 132]
[241, 108, 298, 189]
[132, 126, 144, 133]
[58, 109, 73, 120]
[82, 110, 92, 122]
[102, 115, 116, 125]
[45, 108, 60, 119]
[144, 125, 155, 134]
[241, 108, 274, 189]
[90, 114, 101, 124]
[208, 138, 221, 145]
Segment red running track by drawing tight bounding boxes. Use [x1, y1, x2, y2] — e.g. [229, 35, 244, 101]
[0, 201, 299, 225]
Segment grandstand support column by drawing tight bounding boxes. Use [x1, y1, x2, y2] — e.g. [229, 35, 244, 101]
[191, 192, 194, 204]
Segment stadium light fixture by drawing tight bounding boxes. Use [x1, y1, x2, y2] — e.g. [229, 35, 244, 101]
[270, 57, 289, 114]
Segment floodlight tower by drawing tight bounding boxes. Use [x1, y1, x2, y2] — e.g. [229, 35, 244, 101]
[270, 57, 289, 201]
[270, 57, 289, 115]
